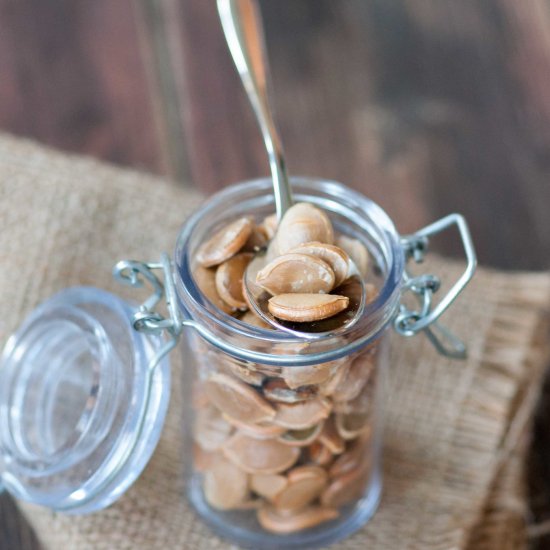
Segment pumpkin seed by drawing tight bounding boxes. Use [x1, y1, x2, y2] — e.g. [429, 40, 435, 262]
[290, 242, 349, 287]
[263, 378, 317, 403]
[204, 373, 275, 424]
[261, 213, 279, 240]
[276, 203, 334, 254]
[321, 461, 371, 508]
[239, 310, 273, 329]
[277, 423, 324, 447]
[273, 397, 332, 430]
[215, 252, 253, 310]
[251, 473, 288, 500]
[196, 217, 253, 267]
[329, 434, 370, 478]
[268, 293, 349, 322]
[193, 406, 233, 452]
[332, 353, 374, 403]
[256, 253, 335, 295]
[219, 357, 265, 387]
[222, 414, 286, 440]
[336, 235, 369, 278]
[318, 416, 345, 454]
[257, 504, 339, 534]
[273, 465, 328, 511]
[193, 265, 235, 314]
[223, 432, 300, 474]
[335, 411, 372, 440]
[282, 361, 340, 389]
[204, 454, 250, 510]
[193, 444, 217, 472]
[308, 442, 334, 467]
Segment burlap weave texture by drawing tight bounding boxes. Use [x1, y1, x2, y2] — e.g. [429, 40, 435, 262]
[0, 134, 548, 549]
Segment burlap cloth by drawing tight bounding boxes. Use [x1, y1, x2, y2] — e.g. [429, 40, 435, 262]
[1, 134, 549, 549]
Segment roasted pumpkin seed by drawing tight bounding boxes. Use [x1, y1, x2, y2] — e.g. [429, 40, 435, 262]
[204, 454, 250, 510]
[275, 203, 334, 254]
[251, 473, 288, 500]
[290, 242, 349, 287]
[268, 293, 349, 322]
[223, 432, 300, 474]
[257, 253, 335, 295]
[196, 217, 253, 267]
[257, 504, 339, 534]
[193, 265, 235, 314]
[273, 397, 332, 430]
[336, 235, 369, 278]
[273, 465, 328, 511]
[215, 252, 253, 310]
[204, 373, 275, 424]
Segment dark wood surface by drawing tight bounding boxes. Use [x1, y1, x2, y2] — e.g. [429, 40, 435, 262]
[1, 1, 550, 548]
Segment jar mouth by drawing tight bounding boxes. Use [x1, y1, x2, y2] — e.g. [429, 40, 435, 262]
[175, 177, 404, 365]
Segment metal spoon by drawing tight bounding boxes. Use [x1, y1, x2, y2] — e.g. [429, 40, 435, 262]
[217, 0, 292, 220]
[217, 0, 366, 338]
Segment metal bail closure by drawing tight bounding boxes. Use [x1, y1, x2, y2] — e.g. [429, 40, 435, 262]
[113, 253, 183, 368]
[394, 213, 477, 359]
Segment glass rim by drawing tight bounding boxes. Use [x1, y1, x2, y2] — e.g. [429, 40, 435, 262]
[174, 177, 405, 365]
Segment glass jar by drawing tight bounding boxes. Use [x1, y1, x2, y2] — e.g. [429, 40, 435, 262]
[0, 176, 475, 548]
[171, 177, 475, 548]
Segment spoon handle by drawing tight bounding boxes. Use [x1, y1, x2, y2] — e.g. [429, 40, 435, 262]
[217, 0, 293, 219]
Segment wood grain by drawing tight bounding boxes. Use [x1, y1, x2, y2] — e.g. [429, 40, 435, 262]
[0, 0, 162, 173]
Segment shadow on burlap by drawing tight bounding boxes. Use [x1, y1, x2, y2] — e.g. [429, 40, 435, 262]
[0, 135, 549, 549]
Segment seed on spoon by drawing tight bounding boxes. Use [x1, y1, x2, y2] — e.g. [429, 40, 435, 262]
[196, 217, 253, 267]
[290, 242, 350, 287]
[256, 253, 335, 295]
[251, 473, 288, 500]
[276, 203, 334, 254]
[257, 504, 339, 534]
[193, 265, 235, 314]
[215, 252, 253, 310]
[204, 373, 275, 424]
[268, 293, 349, 323]
[204, 454, 250, 510]
[223, 432, 300, 474]
[336, 235, 370, 278]
[273, 465, 328, 511]
[273, 397, 332, 430]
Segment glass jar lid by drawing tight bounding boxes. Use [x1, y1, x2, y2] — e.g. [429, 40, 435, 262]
[0, 287, 171, 514]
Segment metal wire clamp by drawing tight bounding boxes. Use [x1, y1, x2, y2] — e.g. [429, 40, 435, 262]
[394, 213, 477, 359]
[113, 252, 182, 371]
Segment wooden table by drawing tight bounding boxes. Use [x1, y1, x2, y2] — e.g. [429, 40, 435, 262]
[1, 1, 550, 548]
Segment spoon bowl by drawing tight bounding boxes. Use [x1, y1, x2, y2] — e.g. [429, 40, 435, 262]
[243, 250, 366, 339]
